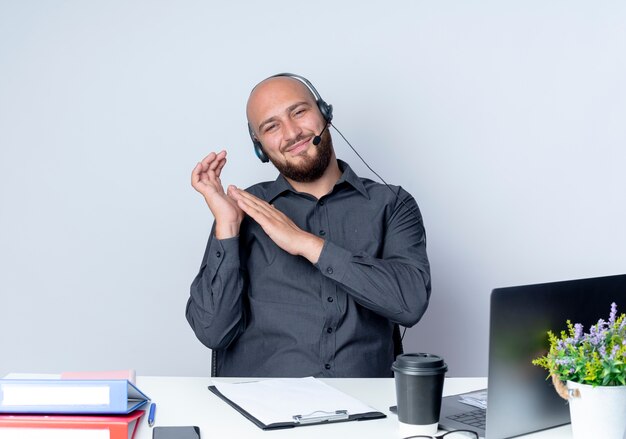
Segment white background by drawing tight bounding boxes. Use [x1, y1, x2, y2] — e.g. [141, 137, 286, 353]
[1, 0, 625, 377]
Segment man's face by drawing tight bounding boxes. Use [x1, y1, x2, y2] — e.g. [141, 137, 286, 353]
[247, 77, 333, 183]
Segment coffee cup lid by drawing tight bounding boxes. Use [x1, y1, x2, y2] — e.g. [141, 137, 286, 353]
[392, 353, 448, 376]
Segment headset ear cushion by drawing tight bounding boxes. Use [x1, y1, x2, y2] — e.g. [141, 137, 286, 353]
[318, 101, 333, 122]
[254, 140, 269, 163]
[249, 123, 269, 163]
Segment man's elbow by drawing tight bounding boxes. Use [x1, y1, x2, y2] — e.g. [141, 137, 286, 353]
[397, 288, 430, 327]
[185, 306, 239, 350]
[396, 307, 427, 327]
[193, 327, 234, 350]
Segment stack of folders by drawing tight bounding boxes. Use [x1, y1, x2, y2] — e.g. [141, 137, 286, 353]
[0, 371, 150, 439]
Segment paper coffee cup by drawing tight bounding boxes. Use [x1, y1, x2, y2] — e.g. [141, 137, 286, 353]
[392, 353, 448, 437]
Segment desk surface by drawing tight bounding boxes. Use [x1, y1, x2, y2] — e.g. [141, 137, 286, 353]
[135, 376, 573, 439]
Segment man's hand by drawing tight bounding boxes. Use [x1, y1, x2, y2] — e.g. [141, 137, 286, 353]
[191, 151, 244, 239]
[228, 186, 324, 264]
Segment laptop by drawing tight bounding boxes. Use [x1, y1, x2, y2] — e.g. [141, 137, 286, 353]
[438, 273, 626, 439]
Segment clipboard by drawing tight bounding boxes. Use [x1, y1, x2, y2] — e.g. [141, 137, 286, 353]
[208, 377, 386, 430]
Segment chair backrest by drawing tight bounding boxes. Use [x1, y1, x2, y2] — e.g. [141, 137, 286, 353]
[210, 324, 403, 377]
[211, 349, 218, 377]
[393, 323, 404, 358]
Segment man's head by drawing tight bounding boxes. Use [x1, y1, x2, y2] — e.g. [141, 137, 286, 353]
[246, 75, 334, 183]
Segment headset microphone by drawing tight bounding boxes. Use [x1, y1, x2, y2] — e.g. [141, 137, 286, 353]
[312, 123, 329, 146]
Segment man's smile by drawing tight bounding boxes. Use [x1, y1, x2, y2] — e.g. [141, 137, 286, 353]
[283, 136, 312, 156]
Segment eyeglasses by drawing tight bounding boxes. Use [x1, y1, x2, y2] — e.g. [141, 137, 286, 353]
[405, 430, 479, 439]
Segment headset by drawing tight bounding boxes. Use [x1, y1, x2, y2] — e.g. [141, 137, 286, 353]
[248, 73, 334, 163]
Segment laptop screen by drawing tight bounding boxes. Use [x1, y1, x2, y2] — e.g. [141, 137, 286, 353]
[485, 273, 626, 439]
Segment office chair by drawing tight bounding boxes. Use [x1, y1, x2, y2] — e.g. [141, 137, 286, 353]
[211, 349, 218, 377]
[210, 324, 404, 377]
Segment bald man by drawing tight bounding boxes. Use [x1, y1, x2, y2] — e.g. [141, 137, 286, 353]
[186, 74, 431, 377]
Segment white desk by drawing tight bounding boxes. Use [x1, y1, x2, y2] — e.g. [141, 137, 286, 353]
[135, 376, 573, 439]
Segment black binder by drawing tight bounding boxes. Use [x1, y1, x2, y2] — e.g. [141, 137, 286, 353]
[208, 383, 386, 430]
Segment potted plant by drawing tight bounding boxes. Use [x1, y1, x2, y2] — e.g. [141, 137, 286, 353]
[532, 302, 626, 439]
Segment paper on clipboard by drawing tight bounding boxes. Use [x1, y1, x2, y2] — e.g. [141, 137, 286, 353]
[211, 377, 381, 426]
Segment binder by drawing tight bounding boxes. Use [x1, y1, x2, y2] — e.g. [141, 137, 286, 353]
[0, 379, 150, 414]
[208, 377, 386, 430]
[61, 370, 137, 385]
[4, 370, 137, 385]
[0, 409, 144, 439]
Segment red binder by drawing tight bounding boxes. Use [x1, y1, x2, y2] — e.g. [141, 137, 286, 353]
[0, 409, 144, 439]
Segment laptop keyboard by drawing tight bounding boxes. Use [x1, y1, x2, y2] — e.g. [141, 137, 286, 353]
[446, 408, 486, 429]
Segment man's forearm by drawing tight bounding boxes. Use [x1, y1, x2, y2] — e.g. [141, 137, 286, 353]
[186, 234, 247, 349]
[315, 240, 431, 327]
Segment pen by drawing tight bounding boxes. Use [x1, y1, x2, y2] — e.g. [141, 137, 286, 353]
[148, 402, 156, 427]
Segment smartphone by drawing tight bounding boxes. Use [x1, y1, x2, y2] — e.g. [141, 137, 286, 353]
[153, 426, 201, 439]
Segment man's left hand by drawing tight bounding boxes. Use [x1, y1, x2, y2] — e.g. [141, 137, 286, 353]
[227, 186, 324, 264]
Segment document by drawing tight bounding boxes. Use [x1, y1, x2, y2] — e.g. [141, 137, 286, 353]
[458, 390, 488, 410]
[210, 377, 385, 429]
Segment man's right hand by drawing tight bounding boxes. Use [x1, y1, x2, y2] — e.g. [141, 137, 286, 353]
[191, 150, 244, 239]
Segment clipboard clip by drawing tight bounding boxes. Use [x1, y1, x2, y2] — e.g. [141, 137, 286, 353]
[293, 409, 349, 424]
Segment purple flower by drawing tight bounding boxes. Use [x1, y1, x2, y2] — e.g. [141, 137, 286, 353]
[609, 302, 618, 325]
[588, 331, 603, 347]
[573, 323, 583, 342]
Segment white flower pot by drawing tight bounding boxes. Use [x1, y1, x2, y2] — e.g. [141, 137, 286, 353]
[567, 380, 626, 439]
